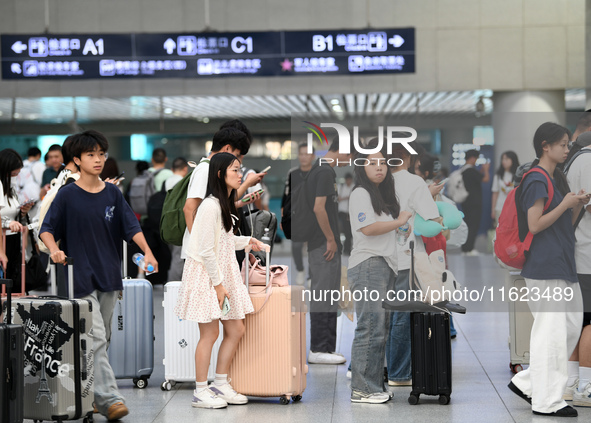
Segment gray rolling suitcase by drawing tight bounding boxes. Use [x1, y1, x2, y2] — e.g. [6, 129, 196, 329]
[507, 271, 533, 373]
[11, 258, 94, 422]
[107, 242, 154, 388]
[1, 278, 24, 423]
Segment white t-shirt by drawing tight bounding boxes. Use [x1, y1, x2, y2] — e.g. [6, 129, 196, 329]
[181, 158, 210, 260]
[164, 173, 183, 192]
[566, 148, 591, 274]
[393, 170, 440, 271]
[491, 171, 515, 212]
[338, 182, 354, 213]
[348, 187, 398, 274]
[1, 194, 20, 236]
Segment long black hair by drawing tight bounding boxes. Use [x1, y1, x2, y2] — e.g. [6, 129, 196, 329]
[530, 122, 570, 195]
[0, 148, 23, 199]
[206, 152, 240, 233]
[417, 152, 440, 181]
[496, 150, 520, 178]
[352, 138, 400, 218]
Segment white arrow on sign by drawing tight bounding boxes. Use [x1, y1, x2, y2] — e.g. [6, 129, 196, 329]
[164, 38, 176, 54]
[11, 41, 27, 54]
[388, 35, 405, 48]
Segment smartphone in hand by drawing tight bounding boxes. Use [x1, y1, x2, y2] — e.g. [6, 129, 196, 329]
[221, 296, 231, 316]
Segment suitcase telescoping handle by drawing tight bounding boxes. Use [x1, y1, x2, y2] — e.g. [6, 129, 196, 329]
[50, 257, 75, 300]
[0, 278, 13, 322]
[409, 240, 415, 291]
[244, 244, 271, 291]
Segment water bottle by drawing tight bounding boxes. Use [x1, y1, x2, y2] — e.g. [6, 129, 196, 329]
[132, 253, 155, 275]
[396, 223, 410, 246]
[261, 228, 272, 244]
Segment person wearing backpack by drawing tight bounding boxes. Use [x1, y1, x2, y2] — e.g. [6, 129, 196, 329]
[149, 148, 173, 192]
[508, 122, 588, 417]
[181, 128, 262, 263]
[280, 142, 316, 285]
[127, 161, 153, 219]
[564, 132, 591, 407]
[460, 149, 490, 255]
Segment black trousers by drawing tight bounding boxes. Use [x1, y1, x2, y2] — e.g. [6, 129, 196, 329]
[461, 203, 482, 252]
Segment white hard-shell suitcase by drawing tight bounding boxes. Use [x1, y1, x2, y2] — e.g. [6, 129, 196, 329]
[507, 271, 533, 373]
[160, 281, 222, 391]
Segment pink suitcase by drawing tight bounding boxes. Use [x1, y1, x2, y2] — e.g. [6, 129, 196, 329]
[228, 248, 308, 404]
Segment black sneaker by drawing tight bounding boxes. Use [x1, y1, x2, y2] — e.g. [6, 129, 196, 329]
[533, 405, 578, 417]
[508, 382, 532, 404]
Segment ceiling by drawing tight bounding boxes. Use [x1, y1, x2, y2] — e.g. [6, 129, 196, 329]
[0, 89, 584, 129]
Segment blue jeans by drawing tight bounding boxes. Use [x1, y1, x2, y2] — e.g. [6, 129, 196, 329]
[386, 269, 412, 382]
[348, 257, 394, 395]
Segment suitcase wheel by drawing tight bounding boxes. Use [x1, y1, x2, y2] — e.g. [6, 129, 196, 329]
[292, 395, 302, 403]
[510, 363, 524, 374]
[83, 415, 94, 423]
[408, 394, 419, 405]
[161, 381, 173, 391]
[438, 394, 450, 405]
[134, 377, 148, 389]
[280, 396, 291, 405]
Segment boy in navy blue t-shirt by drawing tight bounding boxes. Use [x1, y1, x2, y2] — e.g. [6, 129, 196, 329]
[40, 130, 158, 421]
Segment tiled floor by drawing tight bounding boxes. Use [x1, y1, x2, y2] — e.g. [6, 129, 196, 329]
[28, 245, 591, 423]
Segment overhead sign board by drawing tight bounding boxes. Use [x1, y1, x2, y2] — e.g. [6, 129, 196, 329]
[1, 28, 415, 80]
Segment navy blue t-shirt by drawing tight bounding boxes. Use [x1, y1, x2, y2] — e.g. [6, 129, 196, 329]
[520, 167, 577, 282]
[40, 182, 142, 297]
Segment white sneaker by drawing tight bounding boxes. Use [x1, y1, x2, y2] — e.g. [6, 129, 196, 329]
[296, 271, 306, 285]
[308, 351, 346, 364]
[351, 391, 390, 404]
[388, 379, 412, 386]
[332, 352, 345, 358]
[346, 370, 351, 379]
[573, 382, 591, 407]
[564, 378, 579, 401]
[191, 388, 228, 409]
[209, 381, 248, 405]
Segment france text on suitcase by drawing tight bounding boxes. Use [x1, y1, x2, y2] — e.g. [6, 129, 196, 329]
[10, 259, 95, 422]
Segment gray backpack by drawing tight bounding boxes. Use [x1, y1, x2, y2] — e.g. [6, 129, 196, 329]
[129, 169, 161, 215]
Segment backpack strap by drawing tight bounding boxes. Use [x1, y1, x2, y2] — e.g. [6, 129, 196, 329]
[563, 148, 591, 174]
[521, 168, 554, 249]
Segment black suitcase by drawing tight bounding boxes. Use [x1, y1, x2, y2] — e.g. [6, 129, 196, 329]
[408, 312, 452, 405]
[381, 240, 459, 406]
[0, 278, 24, 423]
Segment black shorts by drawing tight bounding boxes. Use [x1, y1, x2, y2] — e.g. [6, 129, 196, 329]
[577, 274, 591, 327]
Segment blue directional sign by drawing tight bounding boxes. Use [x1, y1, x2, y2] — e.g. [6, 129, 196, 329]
[1, 28, 415, 80]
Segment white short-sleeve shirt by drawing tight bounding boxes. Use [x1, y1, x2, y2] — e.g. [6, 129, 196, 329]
[566, 148, 591, 274]
[491, 171, 515, 212]
[392, 170, 440, 271]
[348, 187, 398, 274]
[181, 158, 210, 260]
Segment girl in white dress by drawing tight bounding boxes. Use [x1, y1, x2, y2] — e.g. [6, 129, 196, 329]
[175, 152, 265, 409]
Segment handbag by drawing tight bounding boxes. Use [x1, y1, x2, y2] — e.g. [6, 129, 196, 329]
[241, 253, 288, 294]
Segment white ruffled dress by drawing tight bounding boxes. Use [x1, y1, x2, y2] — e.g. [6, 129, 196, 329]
[174, 196, 254, 322]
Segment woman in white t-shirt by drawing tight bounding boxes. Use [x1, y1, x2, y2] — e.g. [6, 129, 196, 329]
[491, 151, 519, 220]
[348, 139, 411, 404]
[0, 149, 32, 289]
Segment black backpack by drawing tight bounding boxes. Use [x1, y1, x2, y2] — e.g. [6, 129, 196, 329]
[146, 185, 167, 231]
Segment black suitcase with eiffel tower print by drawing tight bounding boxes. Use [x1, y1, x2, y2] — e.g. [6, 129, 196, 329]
[11, 258, 94, 422]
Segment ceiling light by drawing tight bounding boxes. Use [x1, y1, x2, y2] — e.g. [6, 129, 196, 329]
[203, 117, 210, 123]
[330, 99, 340, 105]
[164, 108, 173, 114]
[13, 113, 21, 119]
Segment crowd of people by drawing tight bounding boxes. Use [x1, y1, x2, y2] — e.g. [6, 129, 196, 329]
[2, 114, 591, 416]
